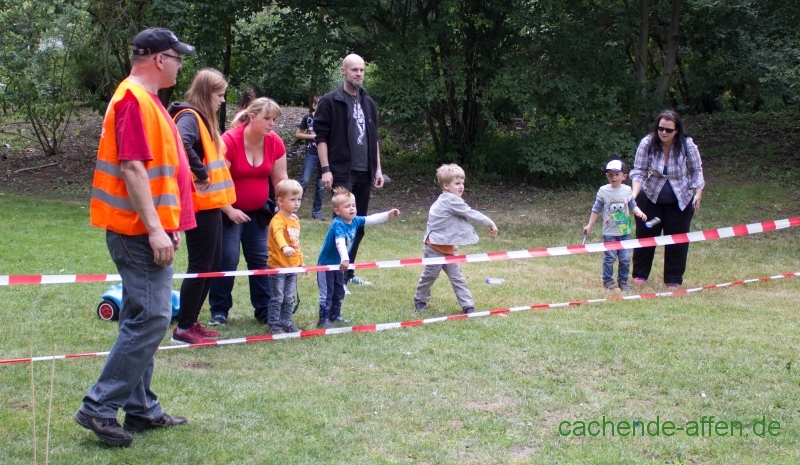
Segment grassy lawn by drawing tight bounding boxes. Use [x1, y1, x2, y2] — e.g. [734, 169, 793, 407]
[1, 177, 799, 464]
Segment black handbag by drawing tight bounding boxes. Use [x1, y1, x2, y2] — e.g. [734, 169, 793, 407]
[256, 198, 278, 227]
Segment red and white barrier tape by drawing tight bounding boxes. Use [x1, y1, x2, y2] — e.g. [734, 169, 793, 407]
[3, 271, 797, 366]
[2, 217, 798, 286]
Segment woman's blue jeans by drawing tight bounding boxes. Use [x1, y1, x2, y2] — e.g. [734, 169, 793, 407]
[208, 216, 271, 321]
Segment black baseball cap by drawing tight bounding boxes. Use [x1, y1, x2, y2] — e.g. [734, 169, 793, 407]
[131, 28, 195, 56]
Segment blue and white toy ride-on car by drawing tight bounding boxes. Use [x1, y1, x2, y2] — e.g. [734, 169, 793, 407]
[96, 283, 181, 321]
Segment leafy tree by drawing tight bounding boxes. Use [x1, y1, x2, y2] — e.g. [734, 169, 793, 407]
[0, 0, 90, 156]
[677, 0, 800, 112]
[282, 0, 649, 182]
[233, 5, 342, 107]
[83, 0, 153, 103]
[150, 0, 274, 131]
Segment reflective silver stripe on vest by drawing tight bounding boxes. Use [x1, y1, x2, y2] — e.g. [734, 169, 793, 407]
[95, 159, 122, 177]
[92, 188, 179, 211]
[206, 159, 228, 170]
[205, 178, 234, 193]
[147, 165, 176, 179]
[152, 193, 179, 207]
[95, 160, 176, 180]
[91, 187, 134, 211]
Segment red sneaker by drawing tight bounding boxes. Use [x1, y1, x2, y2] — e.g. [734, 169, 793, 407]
[171, 326, 214, 345]
[190, 322, 220, 339]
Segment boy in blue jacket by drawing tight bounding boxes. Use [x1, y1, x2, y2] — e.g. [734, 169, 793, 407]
[316, 187, 399, 328]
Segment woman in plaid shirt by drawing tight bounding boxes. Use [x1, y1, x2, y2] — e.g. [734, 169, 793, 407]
[629, 110, 705, 289]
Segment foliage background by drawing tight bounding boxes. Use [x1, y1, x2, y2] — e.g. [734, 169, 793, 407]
[1, 0, 798, 182]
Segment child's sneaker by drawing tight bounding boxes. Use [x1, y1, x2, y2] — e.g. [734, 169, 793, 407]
[348, 276, 372, 285]
[463, 307, 475, 314]
[603, 281, 617, 291]
[311, 211, 326, 221]
[269, 325, 285, 335]
[618, 281, 631, 292]
[282, 323, 301, 333]
[343, 284, 351, 295]
[414, 302, 427, 312]
[316, 319, 333, 329]
[208, 314, 226, 326]
[330, 316, 351, 324]
[633, 277, 646, 284]
[667, 283, 680, 290]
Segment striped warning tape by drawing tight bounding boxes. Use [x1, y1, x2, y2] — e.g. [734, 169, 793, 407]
[2, 217, 798, 286]
[2, 271, 797, 365]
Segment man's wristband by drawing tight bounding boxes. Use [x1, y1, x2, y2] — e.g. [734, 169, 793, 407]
[320, 166, 331, 174]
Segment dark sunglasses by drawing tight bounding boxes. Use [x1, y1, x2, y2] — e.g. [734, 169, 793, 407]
[657, 126, 676, 134]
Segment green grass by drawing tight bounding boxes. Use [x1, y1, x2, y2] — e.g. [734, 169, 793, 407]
[1, 183, 800, 464]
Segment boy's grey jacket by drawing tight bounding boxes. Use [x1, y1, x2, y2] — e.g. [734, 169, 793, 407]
[424, 192, 493, 246]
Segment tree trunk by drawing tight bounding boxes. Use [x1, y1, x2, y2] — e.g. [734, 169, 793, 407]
[309, 7, 326, 105]
[635, 0, 648, 87]
[655, 0, 681, 103]
[220, 23, 233, 133]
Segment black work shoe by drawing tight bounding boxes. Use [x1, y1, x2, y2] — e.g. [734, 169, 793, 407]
[75, 410, 133, 446]
[123, 412, 187, 433]
[414, 302, 427, 312]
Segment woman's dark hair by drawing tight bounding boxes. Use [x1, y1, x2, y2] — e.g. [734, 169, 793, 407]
[647, 109, 688, 157]
[235, 88, 258, 114]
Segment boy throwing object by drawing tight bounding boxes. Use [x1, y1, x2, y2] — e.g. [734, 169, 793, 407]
[316, 187, 400, 328]
[413, 164, 498, 314]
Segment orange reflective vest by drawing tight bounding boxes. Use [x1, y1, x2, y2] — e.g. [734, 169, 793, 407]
[173, 108, 236, 210]
[90, 80, 181, 235]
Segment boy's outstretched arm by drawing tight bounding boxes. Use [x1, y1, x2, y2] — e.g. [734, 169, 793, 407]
[632, 206, 647, 222]
[364, 209, 401, 226]
[488, 220, 498, 238]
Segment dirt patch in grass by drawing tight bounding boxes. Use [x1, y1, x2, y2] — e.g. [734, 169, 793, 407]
[184, 361, 215, 370]
[509, 445, 537, 460]
[462, 396, 518, 412]
[6, 398, 30, 410]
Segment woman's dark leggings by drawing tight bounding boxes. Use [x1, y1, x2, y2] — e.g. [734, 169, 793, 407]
[632, 192, 694, 285]
[177, 208, 222, 329]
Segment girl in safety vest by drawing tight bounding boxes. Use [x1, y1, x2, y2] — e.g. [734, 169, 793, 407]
[167, 68, 249, 344]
